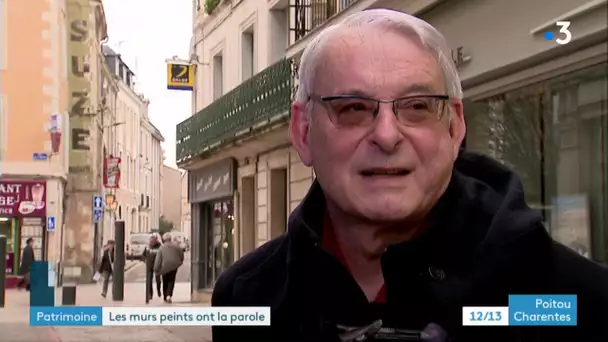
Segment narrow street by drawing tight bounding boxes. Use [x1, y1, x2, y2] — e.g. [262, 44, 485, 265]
[0, 252, 212, 341]
[125, 252, 192, 285]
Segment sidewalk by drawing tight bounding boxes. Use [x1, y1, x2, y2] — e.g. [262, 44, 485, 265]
[0, 282, 212, 341]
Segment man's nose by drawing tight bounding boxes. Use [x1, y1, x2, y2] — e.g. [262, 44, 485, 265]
[368, 103, 403, 152]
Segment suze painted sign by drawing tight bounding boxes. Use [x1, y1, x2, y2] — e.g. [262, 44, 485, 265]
[0, 180, 47, 217]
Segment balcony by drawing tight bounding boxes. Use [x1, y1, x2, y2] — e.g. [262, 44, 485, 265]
[176, 57, 295, 166]
[289, 0, 358, 45]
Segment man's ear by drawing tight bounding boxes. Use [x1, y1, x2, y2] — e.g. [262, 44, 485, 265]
[289, 102, 313, 166]
[449, 100, 466, 160]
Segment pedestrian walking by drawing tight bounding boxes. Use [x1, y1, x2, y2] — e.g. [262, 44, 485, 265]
[211, 8, 608, 342]
[17, 237, 35, 291]
[142, 233, 162, 302]
[154, 233, 183, 303]
[98, 240, 115, 298]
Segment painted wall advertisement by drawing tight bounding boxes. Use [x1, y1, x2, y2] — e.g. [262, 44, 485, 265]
[67, 0, 94, 187]
[0, 180, 47, 217]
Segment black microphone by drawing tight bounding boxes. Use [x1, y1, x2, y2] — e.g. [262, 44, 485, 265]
[337, 320, 449, 341]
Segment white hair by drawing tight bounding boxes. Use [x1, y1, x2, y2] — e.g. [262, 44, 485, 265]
[295, 9, 463, 105]
[162, 233, 171, 242]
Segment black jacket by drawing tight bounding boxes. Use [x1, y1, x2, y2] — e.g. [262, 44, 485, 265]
[212, 152, 608, 342]
[19, 244, 35, 275]
[98, 248, 115, 274]
[143, 242, 162, 270]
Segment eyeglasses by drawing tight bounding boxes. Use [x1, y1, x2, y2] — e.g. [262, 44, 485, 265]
[309, 94, 450, 128]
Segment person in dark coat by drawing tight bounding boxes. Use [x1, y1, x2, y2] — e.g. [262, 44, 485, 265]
[17, 238, 35, 291]
[211, 9, 608, 342]
[98, 240, 115, 298]
[142, 234, 162, 301]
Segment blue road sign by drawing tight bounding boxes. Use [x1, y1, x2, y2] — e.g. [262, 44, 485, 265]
[33, 153, 48, 161]
[47, 216, 56, 231]
[93, 195, 103, 210]
[93, 209, 103, 224]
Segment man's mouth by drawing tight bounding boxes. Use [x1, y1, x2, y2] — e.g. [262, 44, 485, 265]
[360, 168, 411, 177]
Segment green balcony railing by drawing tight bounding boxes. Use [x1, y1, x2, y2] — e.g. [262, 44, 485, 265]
[176, 57, 294, 165]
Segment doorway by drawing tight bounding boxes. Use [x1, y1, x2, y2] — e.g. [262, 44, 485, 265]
[206, 199, 234, 288]
[240, 176, 255, 256]
[270, 168, 287, 239]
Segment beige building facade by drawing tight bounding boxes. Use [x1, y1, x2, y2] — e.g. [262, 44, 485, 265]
[180, 171, 191, 239]
[102, 46, 164, 240]
[178, 0, 607, 300]
[161, 165, 182, 230]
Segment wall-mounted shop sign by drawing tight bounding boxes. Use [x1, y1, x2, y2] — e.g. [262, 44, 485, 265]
[0, 180, 47, 217]
[103, 156, 122, 188]
[167, 62, 195, 91]
[451, 46, 472, 68]
[189, 158, 237, 203]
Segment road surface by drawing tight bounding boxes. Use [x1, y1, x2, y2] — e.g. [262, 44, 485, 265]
[0, 252, 212, 341]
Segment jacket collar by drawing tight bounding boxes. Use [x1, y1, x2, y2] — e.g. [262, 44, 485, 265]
[286, 173, 462, 258]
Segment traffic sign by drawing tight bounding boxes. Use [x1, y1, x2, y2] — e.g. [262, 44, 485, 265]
[93, 195, 103, 210]
[47, 217, 56, 231]
[93, 209, 103, 224]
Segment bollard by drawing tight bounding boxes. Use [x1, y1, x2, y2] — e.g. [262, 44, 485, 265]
[112, 221, 125, 301]
[145, 269, 151, 304]
[61, 264, 80, 306]
[0, 235, 6, 308]
[31, 261, 54, 307]
[62, 286, 76, 305]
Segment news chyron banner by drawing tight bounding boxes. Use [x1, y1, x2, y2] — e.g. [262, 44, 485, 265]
[167, 62, 195, 91]
[463, 295, 577, 326]
[30, 307, 270, 327]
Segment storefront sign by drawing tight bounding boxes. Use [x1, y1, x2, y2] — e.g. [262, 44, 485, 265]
[189, 158, 236, 203]
[6, 252, 13, 274]
[67, 1, 95, 187]
[0, 180, 47, 217]
[451, 46, 472, 68]
[167, 63, 195, 91]
[103, 156, 122, 188]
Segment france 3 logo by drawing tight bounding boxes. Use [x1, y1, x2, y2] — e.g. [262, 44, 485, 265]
[544, 21, 572, 45]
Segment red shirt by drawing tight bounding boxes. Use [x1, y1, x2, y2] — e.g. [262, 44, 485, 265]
[321, 213, 386, 303]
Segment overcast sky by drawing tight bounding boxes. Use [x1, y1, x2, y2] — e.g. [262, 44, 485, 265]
[102, 0, 192, 168]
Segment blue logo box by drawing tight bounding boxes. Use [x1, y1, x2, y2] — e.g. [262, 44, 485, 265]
[30, 307, 103, 326]
[508, 295, 577, 326]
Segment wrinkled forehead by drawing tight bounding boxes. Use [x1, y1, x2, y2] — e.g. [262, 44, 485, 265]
[312, 26, 442, 96]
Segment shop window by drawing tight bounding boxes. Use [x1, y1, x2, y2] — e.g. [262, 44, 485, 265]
[465, 63, 607, 264]
[207, 200, 234, 287]
[0, 217, 14, 274]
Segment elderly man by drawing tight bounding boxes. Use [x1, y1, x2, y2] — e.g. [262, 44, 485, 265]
[154, 233, 184, 303]
[212, 9, 608, 342]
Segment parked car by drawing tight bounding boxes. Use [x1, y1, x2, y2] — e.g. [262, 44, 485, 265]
[126, 233, 149, 260]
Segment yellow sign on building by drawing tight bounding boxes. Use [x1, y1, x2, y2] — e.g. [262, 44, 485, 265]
[167, 63, 195, 91]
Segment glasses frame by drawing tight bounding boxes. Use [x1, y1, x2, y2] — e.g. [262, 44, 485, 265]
[309, 94, 452, 128]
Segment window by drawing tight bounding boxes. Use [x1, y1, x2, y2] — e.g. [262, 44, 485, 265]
[241, 26, 254, 81]
[126, 156, 131, 188]
[465, 63, 608, 264]
[213, 53, 224, 100]
[0, 0, 7, 70]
